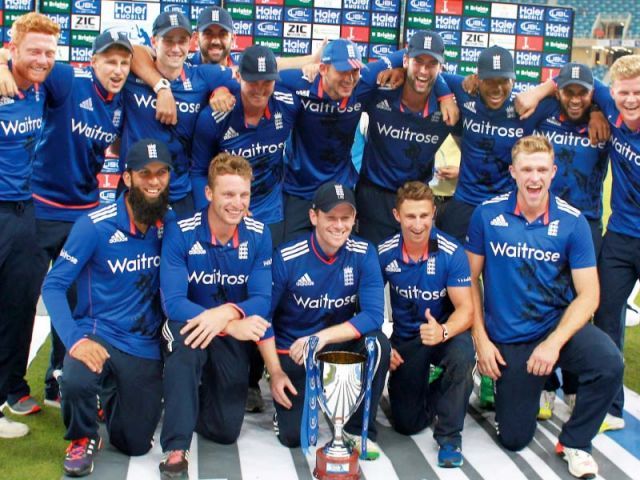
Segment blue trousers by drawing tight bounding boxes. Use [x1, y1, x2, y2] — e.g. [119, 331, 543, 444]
[61, 337, 162, 455]
[435, 197, 477, 244]
[494, 323, 623, 451]
[388, 332, 475, 448]
[355, 178, 399, 247]
[282, 194, 313, 244]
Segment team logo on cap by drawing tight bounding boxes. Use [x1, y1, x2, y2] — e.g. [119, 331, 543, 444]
[335, 184, 345, 199]
[211, 10, 220, 21]
[110, 31, 119, 41]
[347, 44, 357, 59]
[169, 14, 179, 26]
[258, 56, 267, 72]
[423, 36, 432, 50]
[571, 66, 580, 79]
[493, 55, 501, 70]
[147, 143, 158, 159]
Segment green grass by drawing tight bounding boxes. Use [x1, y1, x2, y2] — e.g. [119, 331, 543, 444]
[625, 327, 640, 393]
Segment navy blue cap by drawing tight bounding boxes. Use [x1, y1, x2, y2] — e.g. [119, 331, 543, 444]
[477, 46, 515, 80]
[407, 31, 445, 64]
[312, 182, 356, 213]
[126, 139, 172, 171]
[556, 62, 594, 90]
[239, 45, 279, 82]
[197, 6, 233, 34]
[321, 39, 366, 72]
[92, 30, 133, 55]
[152, 12, 192, 37]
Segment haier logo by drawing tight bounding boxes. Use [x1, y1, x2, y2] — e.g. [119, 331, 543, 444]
[373, 0, 398, 12]
[547, 8, 572, 24]
[188, 270, 248, 285]
[460, 47, 482, 63]
[314, 9, 341, 24]
[464, 17, 489, 32]
[74, 0, 99, 14]
[371, 44, 394, 57]
[107, 254, 161, 274]
[133, 94, 201, 114]
[518, 21, 543, 36]
[293, 293, 357, 309]
[489, 241, 560, 262]
[372, 12, 398, 28]
[114, 2, 147, 21]
[163, 5, 188, 15]
[285, 7, 312, 22]
[256, 21, 283, 37]
[71, 47, 92, 62]
[233, 20, 253, 36]
[283, 39, 311, 54]
[515, 51, 541, 67]
[344, 10, 369, 26]
[490, 18, 516, 35]
[343, 0, 370, 9]
[545, 23, 571, 39]
[435, 15, 461, 31]
[440, 31, 460, 45]
[393, 284, 447, 301]
[409, 0, 433, 13]
[543, 53, 568, 68]
[518, 5, 544, 21]
[256, 6, 283, 21]
[46, 13, 71, 30]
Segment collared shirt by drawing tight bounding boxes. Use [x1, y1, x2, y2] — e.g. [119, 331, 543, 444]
[465, 191, 595, 343]
[270, 231, 384, 351]
[42, 194, 165, 360]
[378, 228, 470, 341]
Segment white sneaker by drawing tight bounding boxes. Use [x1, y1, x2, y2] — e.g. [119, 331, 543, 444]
[625, 303, 640, 327]
[564, 394, 576, 413]
[561, 446, 598, 479]
[599, 413, 625, 433]
[537, 390, 555, 420]
[343, 432, 380, 460]
[0, 416, 29, 438]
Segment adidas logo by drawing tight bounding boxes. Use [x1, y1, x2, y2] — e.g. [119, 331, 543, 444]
[108, 230, 127, 244]
[188, 241, 206, 255]
[376, 99, 392, 111]
[463, 101, 476, 113]
[490, 214, 509, 227]
[296, 273, 314, 287]
[79, 97, 93, 111]
[0, 96, 15, 106]
[223, 127, 239, 140]
[385, 260, 401, 273]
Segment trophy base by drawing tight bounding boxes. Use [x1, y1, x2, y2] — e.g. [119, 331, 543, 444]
[313, 446, 361, 480]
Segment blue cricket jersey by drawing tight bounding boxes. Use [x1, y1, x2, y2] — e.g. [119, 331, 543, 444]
[378, 228, 471, 341]
[42, 194, 165, 360]
[535, 112, 609, 222]
[120, 64, 234, 203]
[190, 87, 300, 223]
[270, 232, 384, 351]
[360, 84, 452, 190]
[465, 191, 596, 343]
[160, 209, 273, 339]
[443, 73, 558, 206]
[32, 64, 123, 222]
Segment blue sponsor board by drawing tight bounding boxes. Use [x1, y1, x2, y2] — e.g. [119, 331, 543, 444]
[545, 22, 572, 39]
[58, 29, 70, 46]
[369, 43, 397, 58]
[546, 7, 573, 24]
[285, 7, 312, 23]
[371, 11, 399, 29]
[443, 63, 459, 74]
[372, 0, 400, 12]
[113, 2, 149, 21]
[99, 190, 117, 204]
[518, 5, 545, 22]
[163, 0, 188, 4]
[72, 0, 99, 15]
[233, 20, 253, 36]
[439, 30, 461, 46]
[543, 52, 569, 68]
[343, 10, 370, 26]
[517, 20, 544, 37]
[71, 46, 92, 63]
[255, 21, 283, 37]
[256, 5, 283, 22]
[283, 38, 311, 54]
[490, 18, 516, 35]
[407, 0, 433, 14]
[354, 42, 368, 59]
[343, 0, 370, 11]
[460, 47, 483, 63]
[314, 8, 341, 25]
[45, 13, 71, 30]
[4, 0, 34, 10]
[463, 16, 489, 33]
[435, 15, 461, 31]
[191, 0, 223, 5]
[161, 3, 189, 16]
[515, 51, 542, 67]
[102, 159, 120, 174]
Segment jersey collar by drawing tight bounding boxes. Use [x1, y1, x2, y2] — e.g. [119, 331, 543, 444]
[614, 113, 640, 134]
[200, 208, 240, 248]
[237, 92, 273, 128]
[116, 193, 164, 237]
[396, 86, 438, 119]
[399, 230, 439, 264]
[310, 231, 340, 265]
[509, 190, 554, 226]
[314, 75, 350, 109]
[91, 68, 115, 102]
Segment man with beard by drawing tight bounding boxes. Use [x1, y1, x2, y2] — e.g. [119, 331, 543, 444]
[188, 6, 234, 67]
[0, 12, 60, 438]
[42, 139, 171, 477]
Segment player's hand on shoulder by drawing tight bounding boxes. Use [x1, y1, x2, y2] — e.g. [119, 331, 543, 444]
[588, 110, 610, 145]
[439, 96, 459, 126]
[377, 67, 405, 89]
[209, 87, 236, 112]
[0, 63, 18, 98]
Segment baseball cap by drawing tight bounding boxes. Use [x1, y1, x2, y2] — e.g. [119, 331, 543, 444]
[477, 45, 515, 80]
[321, 39, 366, 72]
[197, 6, 233, 34]
[407, 31, 445, 64]
[126, 139, 173, 171]
[92, 30, 133, 55]
[312, 182, 356, 213]
[239, 45, 279, 82]
[152, 12, 192, 37]
[556, 62, 594, 90]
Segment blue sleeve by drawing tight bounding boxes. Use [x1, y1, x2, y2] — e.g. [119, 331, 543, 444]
[43, 62, 75, 108]
[269, 249, 288, 322]
[234, 230, 273, 322]
[360, 49, 404, 85]
[567, 215, 597, 269]
[199, 64, 239, 95]
[432, 73, 453, 99]
[191, 107, 222, 210]
[349, 246, 384, 335]
[524, 97, 560, 130]
[42, 216, 98, 350]
[441, 73, 465, 102]
[447, 247, 472, 287]
[277, 69, 305, 91]
[159, 221, 206, 322]
[592, 79, 616, 118]
[464, 206, 486, 256]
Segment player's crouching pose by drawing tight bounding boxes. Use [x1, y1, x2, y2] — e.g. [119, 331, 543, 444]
[465, 135, 622, 479]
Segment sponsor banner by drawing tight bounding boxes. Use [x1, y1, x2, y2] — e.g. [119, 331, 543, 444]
[254, 36, 283, 51]
[102, 158, 120, 173]
[546, 7, 572, 24]
[541, 67, 560, 82]
[284, 7, 311, 23]
[314, 0, 341, 8]
[97, 173, 121, 190]
[343, 0, 369, 10]
[444, 46, 459, 62]
[99, 189, 117, 204]
[489, 33, 516, 50]
[372, 0, 400, 12]
[3, 11, 24, 28]
[515, 50, 542, 67]
[71, 30, 102, 47]
[58, 28, 70, 45]
[256, 5, 283, 21]
[44, 13, 71, 30]
[461, 31, 488, 48]
[284, 21, 311, 39]
[406, 13, 434, 29]
[491, 3, 517, 20]
[314, 8, 341, 25]
[443, 63, 458, 74]
[312, 23, 340, 39]
[517, 20, 543, 37]
[514, 81, 535, 93]
[354, 41, 367, 58]
[518, 5, 545, 22]
[545, 22, 571, 39]
[464, 1, 489, 17]
[283, 37, 311, 54]
[369, 42, 395, 58]
[516, 66, 540, 83]
[460, 46, 482, 63]
[342, 10, 370, 26]
[285, 0, 314, 7]
[232, 35, 253, 50]
[191, 0, 223, 4]
[161, 3, 190, 16]
[70, 45, 92, 62]
[435, 0, 462, 15]
[162, 0, 189, 4]
[72, 0, 99, 15]
[407, 0, 434, 14]
[371, 11, 399, 29]
[256, 0, 284, 4]
[341, 24, 369, 43]
[435, 15, 461, 31]
[490, 18, 516, 35]
[439, 30, 460, 45]
[516, 35, 543, 52]
[42, 0, 72, 14]
[0, 11, 3, 27]
[543, 37, 570, 53]
[233, 20, 253, 36]
[108, 2, 150, 22]
[255, 20, 283, 37]
[542, 52, 569, 68]
[227, 4, 255, 20]
[101, 1, 160, 44]
[459, 61, 476, 75]
[370, 27, 397, 44]
[463, 16, 489, 33]
[4, 0, 32, 11]
[190, 4, 209, 19]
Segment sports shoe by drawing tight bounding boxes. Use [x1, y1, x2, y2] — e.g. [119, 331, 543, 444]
[556, 443, 598, 479]
[245, 386, 265, 413]
[159, 450, 189, 479]
[565, 393, 576, 413]
[599, 413, 625, 433]
[44, 395, 62, 409]
[63, 436, 102, 477]
[479, 375, 495, 409]
[0, 415, 29, 438]
[537, 390, 555, 420]
[343, 431, 380, 461]
[625, 302, 640, 327]
[438, 444, 463, 468]
[2, 395, 42, 415]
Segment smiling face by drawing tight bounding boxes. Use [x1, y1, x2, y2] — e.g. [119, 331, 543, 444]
[611, 76, 640, 128]
[153, 29, 190, 72]
[557, 84, 593, 123]
[479, 77, 513, 110]
[198, 24, 233, 64]
[319, 63, 360, 100]
[205, 173, 251, 229]
[9, 32, 57, 87]
[510, 151, 557, 214]
[92, 47, 131, 94]
[393, 198, 435, 246]
[404, 53, 440, 95]
[240, 76, 275, 112]
[309, 203, 356, 256]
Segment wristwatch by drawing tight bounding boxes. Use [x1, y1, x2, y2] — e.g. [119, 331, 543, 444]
[153, 78, 171, 94]
[441, 323, 449, 342]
